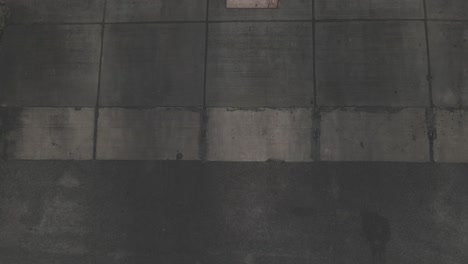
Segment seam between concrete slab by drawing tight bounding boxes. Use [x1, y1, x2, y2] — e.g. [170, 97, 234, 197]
[312, 0, 317, 106]
[312, 0, 320, 161]
[200, 0, 210, 162]
[312, 107, 321, 161]
[423, 0, 435, 162]
[8, 18, 468, 27]
[92, 0, 107, 160]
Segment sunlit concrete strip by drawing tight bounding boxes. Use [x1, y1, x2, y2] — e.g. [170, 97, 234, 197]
[227, 0, 278, 8]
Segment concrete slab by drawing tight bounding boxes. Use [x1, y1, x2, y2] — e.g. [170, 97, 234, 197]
[1, 161, 468, 263]
[105, 0, 207, 22]
[426, 0, 468, 19]
[100, 24, 205, 107]
[1, 108, 94, 160]
[206, 108, 313, 161]
[428, 22, 468, 107]
[4, 0, 105, 23]
[0, 25, 101, 107]
[93, 161, 203, 263]
[315, 0, 424, 19]
[320, 108, 429, 162]
[206, 22, 314, 107]
[316, 21, 429, 107]
[209, 0, 312, 20]
[202, 162, 468, 264]
[96, 108, 201, 160]
[0, 161, 98, 263]
[434, 109, 468, 163]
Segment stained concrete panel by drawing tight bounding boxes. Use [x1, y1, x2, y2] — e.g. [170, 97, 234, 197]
[4, 0, 105, 23]
[1, 108, 94, 160]
[209, 0, 312, 20]
[320, 108, 429, 162]
[206, 22, 314, 107]
[206, 108, 313, 161]
[93, 161, 204, 263]
[316, 21, 429, 107]
[315, 0, 424, 19]
[434, 109, 468, 163]
[0, 161, 467, 263]
[0, 25, 101, 107]
[96, 108, 201, 160]
[100, 24, 205, 107]
[201, 162, 468, 264]
[426, 0, 468, 19]
[428, 22, 468, 107]
[0, 161, 98, 263]
[105, 0, 207, 22]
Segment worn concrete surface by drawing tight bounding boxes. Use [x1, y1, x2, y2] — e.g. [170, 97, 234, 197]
[209, 0, 312, 20]
[320, 108, 429, 162]
[1, 108, 94, 160]
[206, 108, 313, 161]
[315, 0, 424, 19]
[434, 109, 468, 163]
[426, 0, 468, 19]
[316, 21, 428, 107]
[1, 0, 468, 263]
[0, 161, 467, 263]
[227, 0, 278, 9]
[100, 23, 205, 107]
[3, 0, 105, 23]
[0, 25, 101, 107]
[96, 108, 201, 160]
[428, 22, 468, 107]
[105, 0, 207, 22]
[206, 22, 313, 107]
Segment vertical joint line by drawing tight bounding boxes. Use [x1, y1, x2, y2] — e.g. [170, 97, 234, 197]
[422, 0, 435, 162]
[312, 0, 317, 107]
[200, 0, 210, 161]
[312, 107, 321, 161]
[312, 0, 320, 161]
[93, 0, 107, 160]
[426, 108, 436, 162]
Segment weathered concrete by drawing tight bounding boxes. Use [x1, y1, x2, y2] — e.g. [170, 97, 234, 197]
[316, 21, 429, 107]
[93, 161, 203, 263]
[426, 0, 468, 19]
[0, 25, 101, 107]
[4, 0, 105, 23]
[320, 108, 429, 162]
[201, 162, 468, 264]
[96, 108, 201, 160]
[105, 0, 207, 22]
[1, 108, 94, 160]
[0, 161, 467, 263]
[428, 22, 468, 107]
[209, 0, 312, 20]
[227, 0, 278, 9]
[434, 109, 468, 163]
[206, 22, 314, 107]
[206, 108, 313, 161]
[100, 23, 205, 107]
[0, 161, 97, 263]
[315, 0, 424, 19]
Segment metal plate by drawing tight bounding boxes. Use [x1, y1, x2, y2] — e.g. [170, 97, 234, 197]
[227, 0, 278, 8]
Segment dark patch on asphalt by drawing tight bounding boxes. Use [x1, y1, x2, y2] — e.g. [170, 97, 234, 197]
[360, 210, 391, 264]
